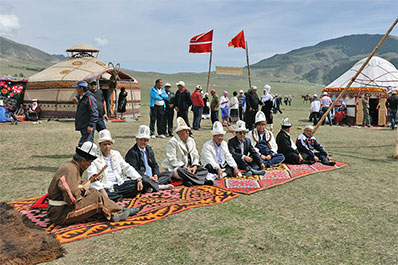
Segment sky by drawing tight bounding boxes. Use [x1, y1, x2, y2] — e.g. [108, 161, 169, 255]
[0, 0, 397, 73]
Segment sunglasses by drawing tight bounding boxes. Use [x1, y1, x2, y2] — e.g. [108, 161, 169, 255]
[237, 131, 247, 135]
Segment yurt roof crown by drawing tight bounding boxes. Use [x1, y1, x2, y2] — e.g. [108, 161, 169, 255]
[66, 44, 99, 58]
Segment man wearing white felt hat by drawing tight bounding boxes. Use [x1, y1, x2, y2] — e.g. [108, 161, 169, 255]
[48, 141, 134, 224]
[162, 117, 212, 186]
[125, 125, 174, 192]
[201, 121, 240, 179]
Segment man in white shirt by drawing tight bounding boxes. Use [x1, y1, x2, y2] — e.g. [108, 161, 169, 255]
[320, 92, 333, 126]
[309, 94, 321, 125]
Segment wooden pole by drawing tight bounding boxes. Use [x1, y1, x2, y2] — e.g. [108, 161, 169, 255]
[313, 18, 398, 134]
[206, 51, 213, 93]
[246, 41, 252, 89]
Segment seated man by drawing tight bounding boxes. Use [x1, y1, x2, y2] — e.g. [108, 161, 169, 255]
[47, 141, 137, 225]
[162, 117, 211, 187]
[26, 99, 40, 121]
[228, 120, 266, 176]
[201, 121, 240, 179]
[87, 130, 145, 204]
[248, 111, 285, 168]
[296, 125, 336, 166]
[125, 125, 174, 192]
[276, 117, 305, 164]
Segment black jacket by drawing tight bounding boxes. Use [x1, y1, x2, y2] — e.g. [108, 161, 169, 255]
[174, 88, 192, 111]
[75, 91, 98, 131]
[165, 90, 175, 110]
[125, 144, 160, 177]
[245, 92, 260, 111]
[276, 129, 299, 155]
[228, 136, 261, 165]
[387, 94, 398, 109]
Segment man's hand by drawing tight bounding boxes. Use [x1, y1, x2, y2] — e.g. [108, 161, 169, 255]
[188, 166, 198, 174]
[261, 155, 271, 161]
[103, 114, 108, 120]
[72, 97, 78, 104]
[170, 104, 174, 108]
[137, 180, 143, 191]
[326, 155, 333, 160]
[249, 107, 253, 112]
[260, 163, 266, 170]
[314, 156, 320, 162]
[217, 167, 223, 179]
[233, 167, 240, 177]
[87, 126, 94, 133]
[175, 107, 179, 112]
[244, 156, 253, 163]
[90, 174, 101, 183]
[149, 175, 159, 183]
[299, 154, 304, 162]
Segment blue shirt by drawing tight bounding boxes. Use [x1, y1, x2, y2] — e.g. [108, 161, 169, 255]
[149, 87, 168, 108]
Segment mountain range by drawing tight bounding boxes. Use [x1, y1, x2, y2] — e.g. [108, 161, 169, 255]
[0, 34, 397, 84]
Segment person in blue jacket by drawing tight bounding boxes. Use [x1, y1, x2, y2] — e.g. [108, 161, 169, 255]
[149, 79, 168, 139]
[74, 80, 98, 146]
[258, 139, 285, 168]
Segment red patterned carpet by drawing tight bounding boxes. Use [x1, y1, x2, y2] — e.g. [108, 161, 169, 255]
[213, 161, 348, 194]
[8, 186, 239, 244]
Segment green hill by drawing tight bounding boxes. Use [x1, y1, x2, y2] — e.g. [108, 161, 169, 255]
[250, 34, 398, 85]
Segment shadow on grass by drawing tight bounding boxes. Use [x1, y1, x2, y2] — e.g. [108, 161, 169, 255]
[331, 151, 394, 163]
[328, 144, 392, 149]
[31, 154, 74, 159]
[13, 166, 59, 172]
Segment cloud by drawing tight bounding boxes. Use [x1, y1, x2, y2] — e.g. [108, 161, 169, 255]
[94, 37, 108, 47]
[0, 14, 21, 36]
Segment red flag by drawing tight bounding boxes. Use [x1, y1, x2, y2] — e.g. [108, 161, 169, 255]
[228, 30, 246, 49]
[189, 30, 213, 53]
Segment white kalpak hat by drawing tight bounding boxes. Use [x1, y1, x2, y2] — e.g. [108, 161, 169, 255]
[176, 81, 185, 87]
[313, 94, 318, 98]
[234, 120, 247, 132]
[304, 125, 314, 130]
[255, 111, 266, 124]
[175, 117, 190, 132]
[211, 121, 226, 135]
[98, 129, 115, 144]
[251, 86, 257, 90]
[264, 84, 271, 93]
[196, 85, 202, 90]
[164, 83, 171, 87]
[76, 141, 97, 160]
[136, 125, 151, 139]
[281, 117, 292, 127]
[239, 90, 244, 93]
[323, 92, 328, 96]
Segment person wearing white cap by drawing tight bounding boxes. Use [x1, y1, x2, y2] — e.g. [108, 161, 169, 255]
[276, 118, 308, 164]
[261, 85, 274, 131]
[201, 121, 240, 179]
[320, 91, 333, 126]
[191, 85, 204, 130]
[164, 83, 175, 136]
[47, 141, 134, 224]
[149, 79, 168, 139]
[174, 81, 192, 130]
[296, 125, 335, 166]
[125, 125, 174, 192]
[245, 86, 261, 130]
[238, 90, 245, 120]
[162, 117, 212, 186]
[248, 111, 284, 168]
[87, 130, 145, 203]
[386, 89, 398, 130]
[220, 91, 230, 125]
[309, 94, 321, 126]
[228, 120, 266, 176]
[229, 91, 239, 123]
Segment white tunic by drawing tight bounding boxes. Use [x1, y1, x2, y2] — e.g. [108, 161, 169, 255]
[200, 139, 237, 169]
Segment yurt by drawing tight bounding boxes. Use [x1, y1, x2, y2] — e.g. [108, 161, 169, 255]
[323, 56, 398, 126]
[25, 44, 140, 118]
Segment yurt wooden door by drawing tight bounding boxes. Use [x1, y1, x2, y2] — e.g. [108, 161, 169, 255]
[378, 98, 386, 126]
[356, 99, 363, 125]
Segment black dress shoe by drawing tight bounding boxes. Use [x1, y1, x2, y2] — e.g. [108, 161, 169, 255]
[324, 161, 336, 166]
[250, 169, 266, 175]
[204, 180, 214, 186]
[183, 180, 193, 187]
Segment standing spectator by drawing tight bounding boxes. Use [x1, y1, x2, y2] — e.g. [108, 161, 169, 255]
[174, 81, 192, 128]
[245, 86, 260, 130]
[261, 85, 273, 131]
[220, 91, 230, 125]
[191, 85, 204, 130]
[288, 95, 292, 106]
[210, 89, 219, 124]
[117, 87, 128, 120]
[320, 92, 333, 126]
[284, 96, 288, 106]
[276, 95, 283, 114]
[386, 90, 398, 130]
[164, 83, 175, 137]
[309, 94, 321, 126]
[238, 90, 245, 120]
[362, 94, 371, 127]
[202, 92, 210, 119]
[149, 79, 168, 138]
[229, 91, 239, 124]
[88, 78, 108, 132]
[73, 81, 98, 146]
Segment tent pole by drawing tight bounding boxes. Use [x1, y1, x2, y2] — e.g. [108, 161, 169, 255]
[313, 18, 398, 135]
[246, 41, 252, 89]
[206, 51, 212, 93]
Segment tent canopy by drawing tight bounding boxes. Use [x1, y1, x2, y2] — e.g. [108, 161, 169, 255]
[324, 56, 398, 93]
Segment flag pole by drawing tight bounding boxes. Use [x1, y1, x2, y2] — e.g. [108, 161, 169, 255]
[206, 51, 213, 93]
[313, 18, 398, 135]
[245, 41, 252, 89]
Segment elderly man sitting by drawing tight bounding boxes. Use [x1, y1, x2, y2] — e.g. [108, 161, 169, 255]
[87, 129, 145, 205]
[248, 111, 285, 168]
[125, 125, 174, 192]
[228, 120, 266, 176]
[201, 121, 240, 179]
[296, 125, 335, 166]
[47, 142, 136, 224]
[162, 117, 212, 187]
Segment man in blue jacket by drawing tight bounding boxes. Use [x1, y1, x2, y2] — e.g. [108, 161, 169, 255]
[149, 79, 168, 139]
[74, 80, 98, 146]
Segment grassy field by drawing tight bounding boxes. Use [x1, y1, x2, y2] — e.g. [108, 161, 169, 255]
[1, 77, 397, 264]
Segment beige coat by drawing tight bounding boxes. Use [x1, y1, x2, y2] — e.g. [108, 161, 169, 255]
[162, 134, 200, 171]
[248, 128, 278, 153]
[201, 139, 237, 169]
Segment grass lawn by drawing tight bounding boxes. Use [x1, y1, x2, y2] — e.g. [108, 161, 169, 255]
[0, 78, 397, 264]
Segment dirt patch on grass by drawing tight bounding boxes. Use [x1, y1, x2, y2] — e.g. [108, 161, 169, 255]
[0, 202, 65, 265]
